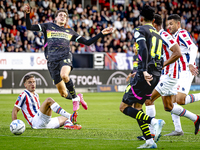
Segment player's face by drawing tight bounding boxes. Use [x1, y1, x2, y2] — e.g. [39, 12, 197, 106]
[167, 19, 178, 34]
[24, 77, 36, 93]
[55, 12, 67, 25]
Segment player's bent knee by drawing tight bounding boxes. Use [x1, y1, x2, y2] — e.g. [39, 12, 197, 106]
[176, 99, 185, 105]
[45, 97, 55, 105]
[59, 91, 68, 98]
[61, 74, 69, 82]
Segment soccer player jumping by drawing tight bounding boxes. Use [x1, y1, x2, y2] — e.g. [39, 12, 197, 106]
[23, 4, 114, 112]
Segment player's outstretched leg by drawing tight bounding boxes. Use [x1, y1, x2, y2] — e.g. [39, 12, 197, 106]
[77, 93, 88, 110]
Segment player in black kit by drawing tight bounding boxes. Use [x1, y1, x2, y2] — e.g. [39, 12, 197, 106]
[24, 4, 113, 113]
[119, 5, 165, 149]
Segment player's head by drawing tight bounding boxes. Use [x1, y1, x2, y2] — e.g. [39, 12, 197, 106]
[23, 75, 36, 93]
[167, 14, 181, 34]
[140, 5, 155, 24]
[55, 9, 68, 26]
[152, 14, 162, 30]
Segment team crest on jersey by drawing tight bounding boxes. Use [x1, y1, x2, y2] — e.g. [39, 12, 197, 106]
[17, 96, 21, 101]
[134, 31, 140, 38]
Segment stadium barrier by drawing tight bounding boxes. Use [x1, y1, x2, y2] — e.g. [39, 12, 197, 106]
[1, 53, 200, 93]
[0, 69, 130, 94]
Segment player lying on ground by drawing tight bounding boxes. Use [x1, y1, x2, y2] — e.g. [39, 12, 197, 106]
[12, 75, 81, 130]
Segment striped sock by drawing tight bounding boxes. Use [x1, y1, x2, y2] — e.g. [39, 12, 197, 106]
[185, 93, 200, 104]
[171, 104, 197, 122]
[51, 102, 71, 119]
[123, 107, 152, 124]
[137, 120, 151, 140]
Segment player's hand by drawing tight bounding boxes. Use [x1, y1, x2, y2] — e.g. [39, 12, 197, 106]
[23, 4, 30, 13]
[126, 72, 137, 82]
[143, 71, 153, 86]
[101, 27, 114, 35]
[189, 64, 198, 76]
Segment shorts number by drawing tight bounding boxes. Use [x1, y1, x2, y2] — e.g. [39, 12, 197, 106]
[151, 36, 162, 59]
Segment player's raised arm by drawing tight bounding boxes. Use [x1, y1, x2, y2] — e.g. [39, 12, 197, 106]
[23, 3, 41, 31]
[72, 27, 114, 46]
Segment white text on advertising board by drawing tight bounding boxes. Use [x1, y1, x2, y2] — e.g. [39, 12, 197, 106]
[70, 75, 102, 85]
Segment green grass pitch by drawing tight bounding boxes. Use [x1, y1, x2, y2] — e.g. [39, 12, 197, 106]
[0, 91, 200, 150]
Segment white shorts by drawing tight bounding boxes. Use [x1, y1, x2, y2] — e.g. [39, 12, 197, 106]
[155, 75, 178, 96]
[32, 110, 60, 129]
[177, 70, 194, 94]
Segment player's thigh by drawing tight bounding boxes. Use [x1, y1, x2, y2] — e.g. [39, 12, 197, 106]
[155, 75, 178, 96]
[45, 117, 60, 129]
[32, 110, 51, 129]
[60, 65, 71, 78]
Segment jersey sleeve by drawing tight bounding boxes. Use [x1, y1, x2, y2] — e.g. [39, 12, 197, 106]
[179, 31, 198, 64]
[134, 28, 148, 72]
[161, 31, 177, 50]
[70, 29, 104, 46]
[70, 29, 81, 42]
[14, 92, 26, 109]
[26, 13, 47, 32]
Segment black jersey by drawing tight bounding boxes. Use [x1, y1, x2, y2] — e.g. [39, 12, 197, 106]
[38, 23, 79, 61]
[134, 23, 163, 76]
[26, 13, 104, 62]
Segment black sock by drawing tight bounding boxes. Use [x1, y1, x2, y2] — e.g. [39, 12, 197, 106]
[123, 107, 152, 124]
[65, 79, 76, 99]
[137, 109, 151, 140]
[65, 90, 72, 100]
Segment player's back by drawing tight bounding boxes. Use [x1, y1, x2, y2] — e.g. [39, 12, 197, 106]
[134, 24, 163, 76]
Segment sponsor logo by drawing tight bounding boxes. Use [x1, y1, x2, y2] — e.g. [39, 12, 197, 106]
[36, 57, 47, 65]
[19, 71, 48, 87]
[106, 71, 128, 85]
[12, 59, 23, 65]
[0, 59, 7, 65]
[70, 75, 102, 85]
[30, 56, 34, 66]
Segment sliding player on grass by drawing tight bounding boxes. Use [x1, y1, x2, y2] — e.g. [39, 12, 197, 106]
[12, 75, 81, 130]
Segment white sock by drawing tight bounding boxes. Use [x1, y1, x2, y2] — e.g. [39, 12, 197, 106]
[171, 104, 198, 122]
[146, 105, 156, 117]
[171, 103, 182, 132]
[150, 118, 157, 126]
[50, 102, 71, 119]
[146, 138, 154, 144]
[72, 96, 80, 102]
[146, 105, 156, 134]
[64, 120, 73, 125]
[185, 93, 200, 104]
